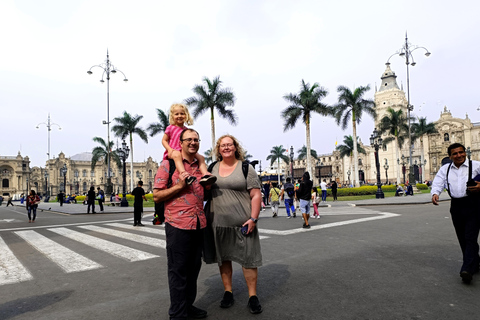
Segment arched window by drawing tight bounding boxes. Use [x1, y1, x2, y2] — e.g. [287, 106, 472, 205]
[444, 133, 450, 142]
[2, 179, 9, 188]
[382, 144, 387, 151]
[83, 182, 87, 192]
[91, 170, 95, 177]
[358, 159, 363, 166]
[74, 170, 79, 177]
[128, 170, 131, 176]
[336, 166, 339, 172]
[82, 170, 87, 177]
[149, 170, 152, 178]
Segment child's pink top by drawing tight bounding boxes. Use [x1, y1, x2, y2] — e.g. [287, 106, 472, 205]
[163, 125, 187, 160]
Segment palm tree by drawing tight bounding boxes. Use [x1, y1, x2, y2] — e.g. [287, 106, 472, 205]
[147, 108, 169, 138]
[111, 111, 149, 191]
[411, 117, 438, 174]
[185, 76, 237, 158]
[336, 135, 366, 185]
[378, 107, 409, 185]
[297, 145, 318, 160]
[333, 85, 375, 187]
[91, 136, 122, 173]
[244, 151, 253, 162]
[266, 145, 290, 185]
[282, 80, 331, 175]
[204, 148, 213, 165]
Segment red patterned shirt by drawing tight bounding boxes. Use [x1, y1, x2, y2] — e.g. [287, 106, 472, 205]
[154, 158, 206, 230]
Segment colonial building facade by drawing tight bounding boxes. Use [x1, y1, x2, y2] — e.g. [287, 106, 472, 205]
[282, 64, 479, 186]
[0, 151, 159, 198]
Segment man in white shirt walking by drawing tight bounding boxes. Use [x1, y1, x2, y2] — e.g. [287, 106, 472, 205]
[431, 143, 480, 284]
[320, 179, 327, 203]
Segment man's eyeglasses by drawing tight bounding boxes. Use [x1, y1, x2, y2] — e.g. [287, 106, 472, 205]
[181, 138, 200, 143]
[220, 143, 234, 148]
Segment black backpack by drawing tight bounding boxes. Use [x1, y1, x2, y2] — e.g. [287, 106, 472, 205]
[153, 159, 176, 225]
[284, 183, 295, 198]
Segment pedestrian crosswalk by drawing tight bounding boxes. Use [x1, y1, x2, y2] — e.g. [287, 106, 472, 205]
[0, 222, 166, 286]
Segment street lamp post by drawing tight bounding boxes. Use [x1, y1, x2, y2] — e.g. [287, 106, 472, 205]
[61, 164, 67, 192]
[87, 50, 128, 200]
[44, 170, 48, 200]
[397, 155, 407, 184]
[386, 33, 431, 186]
[417, 159, 427, 183]
[36, 113, 61, 198]
[117, 140, 130, 207]
[384, 159, 389, 185]
[370, 128, 385, 199]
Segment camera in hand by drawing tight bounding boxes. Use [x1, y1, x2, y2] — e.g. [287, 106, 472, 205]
[241, 225, 249, 236]
[466, 179, 476, 196]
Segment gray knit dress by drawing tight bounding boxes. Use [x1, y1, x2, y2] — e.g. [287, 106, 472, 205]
[209, 161, 263, 268]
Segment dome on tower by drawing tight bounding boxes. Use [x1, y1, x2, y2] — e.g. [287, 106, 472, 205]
[378, 64, 400, 92]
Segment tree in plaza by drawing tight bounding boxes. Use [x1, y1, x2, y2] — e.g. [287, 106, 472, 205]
[185, 76, 237, 159]
[282, 80, 331, 176]
[297, 145, 318, 161]
[336, 135, 366, 185]
[411, 117, 438, 180]
[244, 151, 253, 162]
[111, 111, 149, 192]
[333, 85, 375, 187]
[378, 107, 410, 185]
[91, 136, 122, 173]
[147, 108, 169, 138]
[266, 145, 290, 185]
[203, 148, 213, 165]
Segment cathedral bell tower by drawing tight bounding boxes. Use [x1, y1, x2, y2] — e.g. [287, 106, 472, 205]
[374, 64, 408, 127]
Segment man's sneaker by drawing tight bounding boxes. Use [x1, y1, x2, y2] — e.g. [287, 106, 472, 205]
[186, 176, 197, 185]
[272, 213, 277, 218]
[220, 291, 234, 308]
[306, 224, 311, 228]
[199, 174, 217, 186]
[316, 215, 321, 219]
[461, 271, 473, 284]
[293, 212, 296, 218]
[187, 305, 208, 319]
[286, 216, 292, 219]
[247, 295, 263, 314]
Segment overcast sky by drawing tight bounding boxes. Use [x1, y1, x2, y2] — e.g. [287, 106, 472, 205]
[1, 0, 479, 169]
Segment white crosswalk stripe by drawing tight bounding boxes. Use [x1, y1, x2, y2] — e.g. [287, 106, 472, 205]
[14, 230, 102, 273]
[48, 227, 159, 262]
[0, 235, 33, 285]
[106, 223, 166, 236]
[78, 225, 167, 248]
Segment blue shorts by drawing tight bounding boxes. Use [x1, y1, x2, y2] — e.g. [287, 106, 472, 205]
[299, 199, 310, 214]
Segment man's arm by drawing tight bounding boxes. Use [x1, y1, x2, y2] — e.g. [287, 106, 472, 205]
[431, 165, 448, 205]
[153, 171, 189, 203]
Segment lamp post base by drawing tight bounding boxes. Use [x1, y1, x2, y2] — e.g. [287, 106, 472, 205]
[376, 187, 385, 199]
[120, 197, 129, 207]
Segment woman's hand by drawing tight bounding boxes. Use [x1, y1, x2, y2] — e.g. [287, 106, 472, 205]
[242, 219, 256, 234]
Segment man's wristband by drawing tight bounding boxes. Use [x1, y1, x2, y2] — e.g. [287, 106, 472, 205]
[250, 217, 258, 223]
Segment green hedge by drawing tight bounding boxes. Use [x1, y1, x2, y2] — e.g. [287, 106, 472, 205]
[416, 183, 428, 190]
[314, 185, 397, 197]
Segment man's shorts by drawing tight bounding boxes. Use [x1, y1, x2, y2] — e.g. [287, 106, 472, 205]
[299, 199, 310, 214]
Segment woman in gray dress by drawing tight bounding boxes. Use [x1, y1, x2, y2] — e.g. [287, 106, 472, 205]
[209, 134, 263, 314]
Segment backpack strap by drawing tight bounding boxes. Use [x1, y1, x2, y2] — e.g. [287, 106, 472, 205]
[167, 159, 176, 188]
[207, 161, 218, 173]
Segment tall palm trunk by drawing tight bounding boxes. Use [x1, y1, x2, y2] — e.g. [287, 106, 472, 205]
[129, 134, 134, 192]
[210, 107, 216, 161]
[420, 136, 425, 183]
[306, 115, 312, 176]
[349, 154, 353, 186]
[277, 158, 281, 186]
[394, 136, 400, 185]
[352, 114, 359, 187]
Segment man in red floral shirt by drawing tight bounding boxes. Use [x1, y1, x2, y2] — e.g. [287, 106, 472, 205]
[153, 128, 207, 320]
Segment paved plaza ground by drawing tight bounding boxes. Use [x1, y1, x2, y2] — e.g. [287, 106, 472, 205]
[2, 192, 479, 320]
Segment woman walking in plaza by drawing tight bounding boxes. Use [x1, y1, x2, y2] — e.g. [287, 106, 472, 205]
[26, 190, 40, 223]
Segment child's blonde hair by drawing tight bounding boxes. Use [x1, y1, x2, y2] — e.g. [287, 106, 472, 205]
[169, 103, 194, 126]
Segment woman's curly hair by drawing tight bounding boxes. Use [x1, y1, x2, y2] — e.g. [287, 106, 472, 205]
[214, 134, 246, 161]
